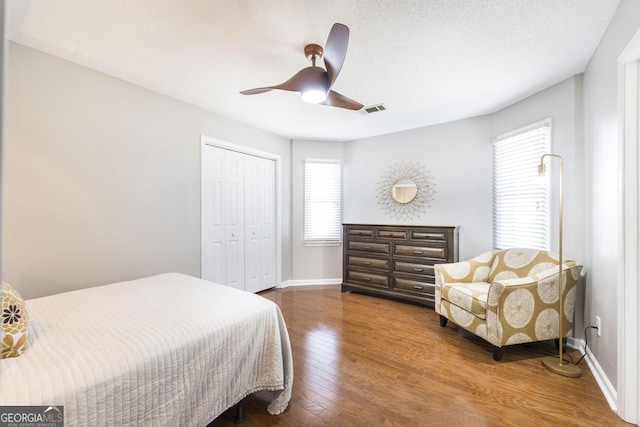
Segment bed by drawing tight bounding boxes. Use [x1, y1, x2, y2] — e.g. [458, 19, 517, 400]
[0, 273, 293, 426]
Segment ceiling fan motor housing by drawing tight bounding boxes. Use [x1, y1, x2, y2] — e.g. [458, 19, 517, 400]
[304, 44, 323, 61]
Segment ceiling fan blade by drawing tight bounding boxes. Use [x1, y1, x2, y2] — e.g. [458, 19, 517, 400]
[321, 90, 363, 110]
[240, 67, 328, 95]
[323, 23, 349, 89]
[240, 87, 275, 95]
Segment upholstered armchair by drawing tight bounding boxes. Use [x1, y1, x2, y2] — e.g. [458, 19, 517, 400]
[435, 248, 583, 361]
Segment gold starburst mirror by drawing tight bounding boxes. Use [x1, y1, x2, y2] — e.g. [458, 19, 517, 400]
[377, 161, 435, 220]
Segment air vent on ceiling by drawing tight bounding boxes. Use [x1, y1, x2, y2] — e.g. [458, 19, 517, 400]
[361, 104, 386, 114]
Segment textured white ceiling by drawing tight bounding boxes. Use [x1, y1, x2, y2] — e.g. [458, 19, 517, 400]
[7, 0, 620, 142]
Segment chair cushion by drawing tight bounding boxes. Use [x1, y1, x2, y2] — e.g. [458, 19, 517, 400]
[488, 248, 560, 283]
[441, 282, 490, 320]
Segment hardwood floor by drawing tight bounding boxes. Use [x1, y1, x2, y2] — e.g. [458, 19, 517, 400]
[210, 286, 629, 426]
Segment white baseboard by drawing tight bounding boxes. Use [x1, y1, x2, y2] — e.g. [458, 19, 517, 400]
[568, 337, 617, 413]
[277, 278, 342, 288]
[584, 344, 618, 413]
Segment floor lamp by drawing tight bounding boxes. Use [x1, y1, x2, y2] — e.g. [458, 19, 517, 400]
[538, 153, 581, 378]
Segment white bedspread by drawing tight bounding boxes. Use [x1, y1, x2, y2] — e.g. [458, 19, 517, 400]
[0, 273, 293, 426]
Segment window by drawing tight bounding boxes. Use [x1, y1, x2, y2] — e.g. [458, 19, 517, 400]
[493, 120, 551, 250]
[304, 159, 342, 245]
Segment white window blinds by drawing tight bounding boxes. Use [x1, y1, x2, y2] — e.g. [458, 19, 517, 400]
[304, 159, 342, 245]
[493, 121, 551, 250]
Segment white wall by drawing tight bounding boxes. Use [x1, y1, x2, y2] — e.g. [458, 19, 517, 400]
[583, 0, 640, 393]
[4, 42, 292, 299]
[290, 140, 343, 283]
[343, 116, 493, 261]
[491, 75, 587, 339]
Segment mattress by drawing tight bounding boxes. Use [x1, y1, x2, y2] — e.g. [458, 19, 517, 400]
[0, 273, 293, 426]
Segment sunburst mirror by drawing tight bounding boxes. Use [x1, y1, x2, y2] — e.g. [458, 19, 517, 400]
[376, 161, 435, 220]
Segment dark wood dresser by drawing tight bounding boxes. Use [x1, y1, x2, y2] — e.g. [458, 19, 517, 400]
[341, 224, 459, 307]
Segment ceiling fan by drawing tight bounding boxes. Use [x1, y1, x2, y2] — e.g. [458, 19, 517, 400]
[240, 23, 364, 111]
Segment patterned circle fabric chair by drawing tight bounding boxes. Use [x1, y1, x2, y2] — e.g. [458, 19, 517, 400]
[434, 248, 583, 361]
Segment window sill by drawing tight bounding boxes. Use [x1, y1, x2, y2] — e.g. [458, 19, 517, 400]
[304, 241, 342, 247]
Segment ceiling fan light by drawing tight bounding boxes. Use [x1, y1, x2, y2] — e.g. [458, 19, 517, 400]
[301, 89, 328, 104]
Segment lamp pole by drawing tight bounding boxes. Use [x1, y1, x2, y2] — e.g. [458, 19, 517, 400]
[539, 153, 581, 377]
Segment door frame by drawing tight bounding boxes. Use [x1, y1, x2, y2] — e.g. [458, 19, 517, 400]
[617, 28, 640, 424]
[200, 135, 282, 287]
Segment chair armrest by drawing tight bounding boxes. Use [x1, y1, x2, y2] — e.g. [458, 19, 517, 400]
[530, 262, 581, 281]
[484, 264, 583, 346]
[434, 250, 498, 314]
[487, 263, 582, 303]
[435, 250, 499, 286]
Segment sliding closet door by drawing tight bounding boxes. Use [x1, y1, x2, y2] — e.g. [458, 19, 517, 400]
[244, 154, 261, 292]
[258, 156, 276, 290]
[201, 145, 226, 285]
[245, 154, 276, 292]
[202, 145, 244, 289]
[224, 150, 245, 290]
[202, 142, 276, 292]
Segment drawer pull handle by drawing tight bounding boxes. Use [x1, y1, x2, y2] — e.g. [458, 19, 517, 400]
[362, 277, 371, 281]
[413, 250, 423, 255]
[363, 245, 371, 250]
[363, 261, 372, 266]
[412, 285, 424, 290]
[413, 267, 424, 272]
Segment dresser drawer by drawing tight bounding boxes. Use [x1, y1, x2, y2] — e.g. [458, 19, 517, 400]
[377, 230, 408, 239]
[349, 241, 389, 254]
[348, 256, 389, 270]
[342, 224, 457, 308]
[347, 270, 389, 287]
[411, 231, 447, 241]
[394, 244, 446, 260]
[394, 261, 435, 277]
[348, 228, 374, 237]
[393, 277, 435, 294]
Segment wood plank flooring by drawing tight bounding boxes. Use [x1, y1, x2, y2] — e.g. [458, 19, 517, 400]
[210, 286, 629, 426]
